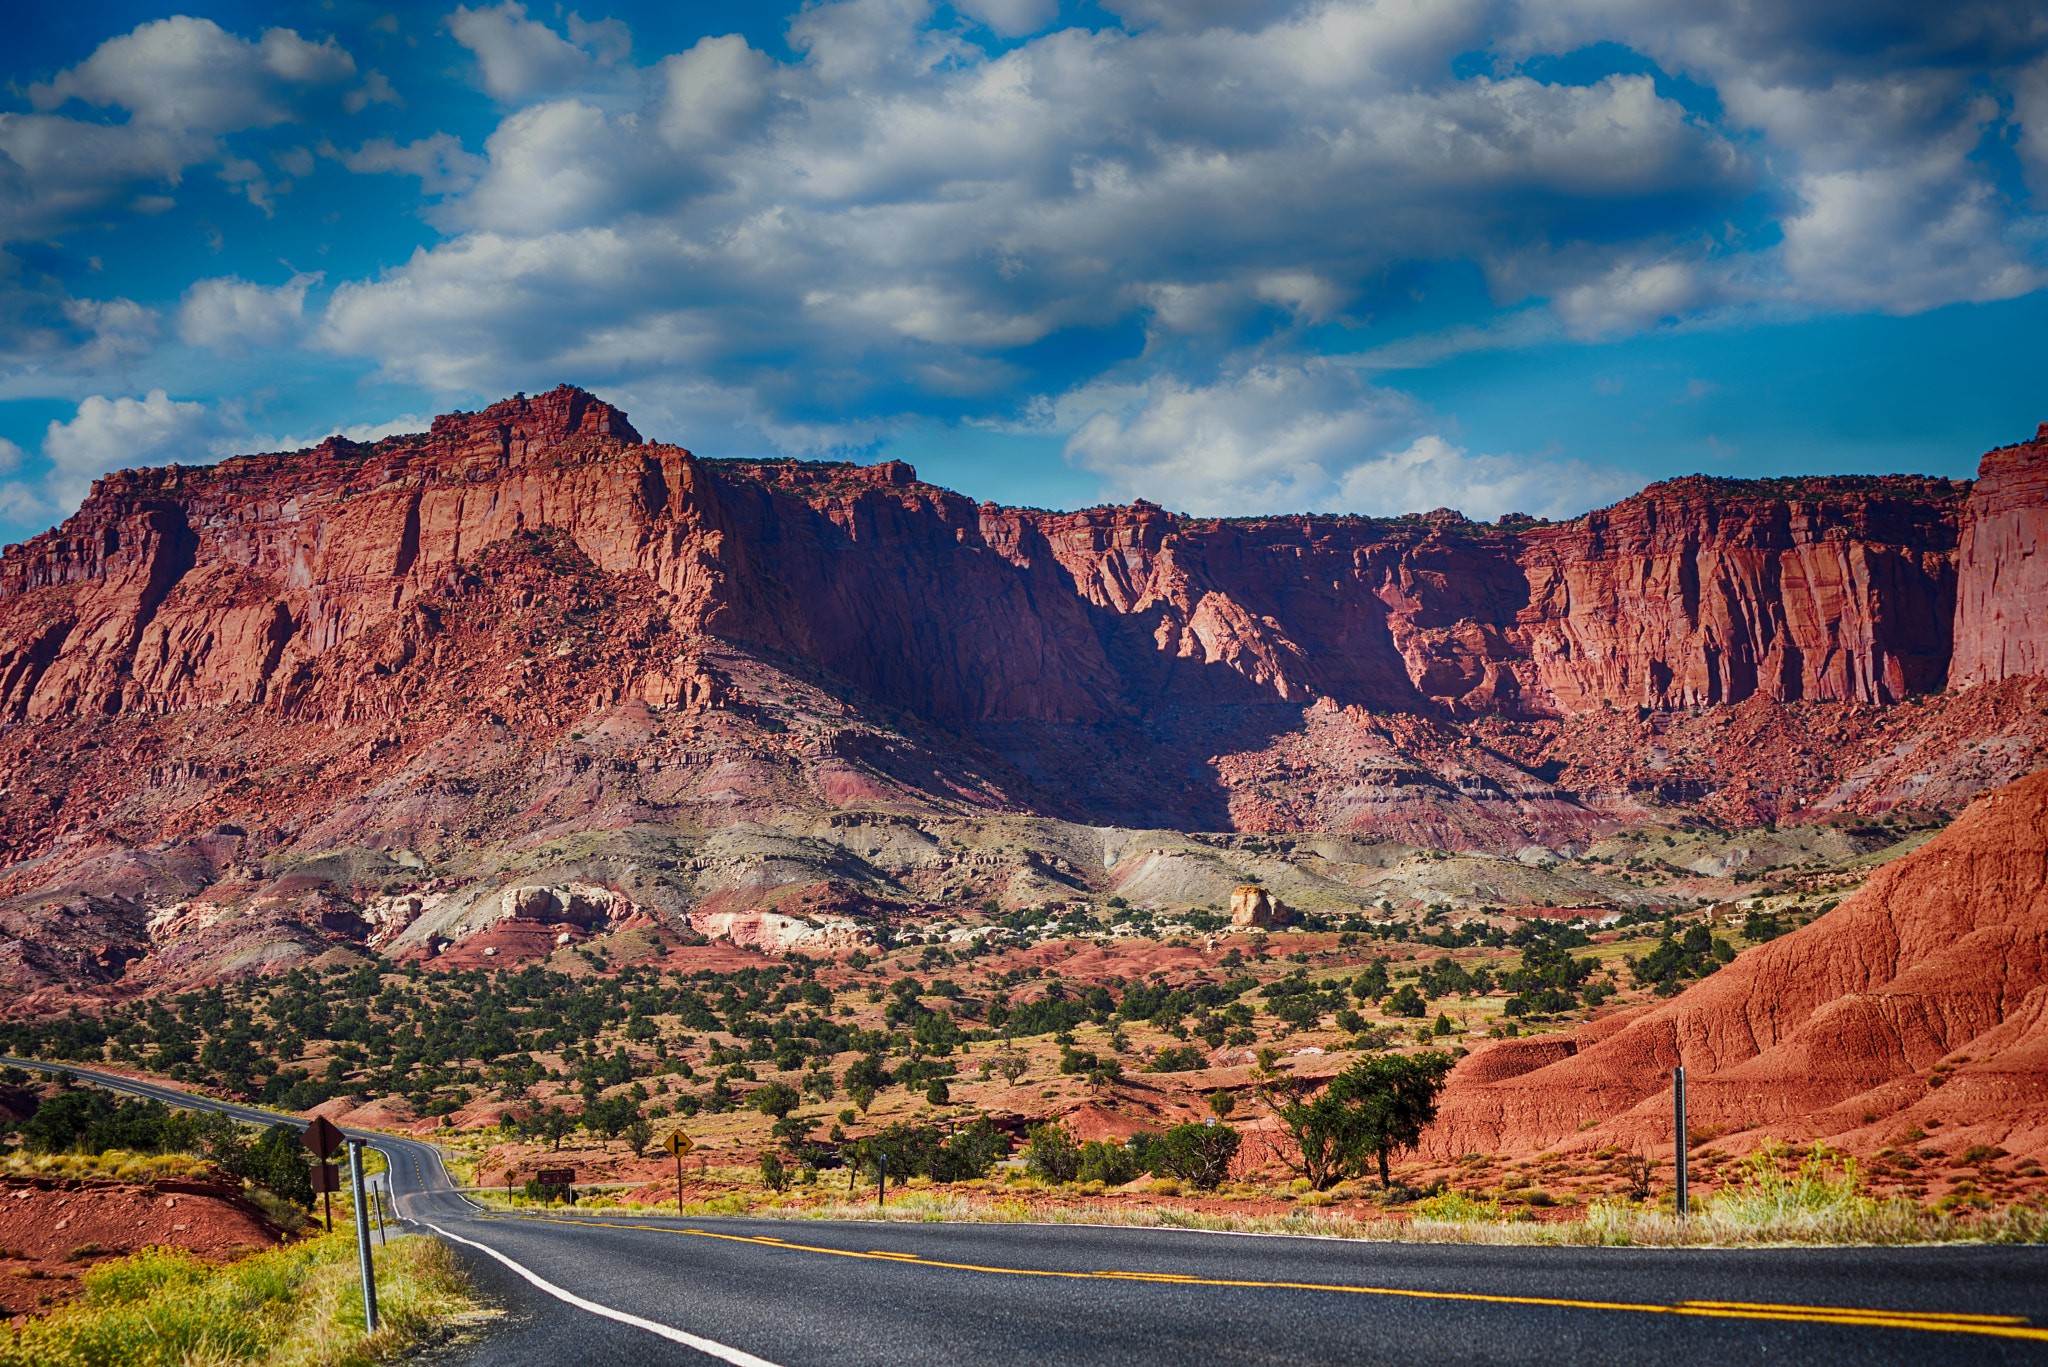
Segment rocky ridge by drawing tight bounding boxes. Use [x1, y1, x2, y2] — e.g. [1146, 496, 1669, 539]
[1426, 767, 2048, 1166]
[0, 387, 2045, 996]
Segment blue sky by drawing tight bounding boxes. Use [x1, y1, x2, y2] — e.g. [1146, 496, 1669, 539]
[2, 1, 2045, 539]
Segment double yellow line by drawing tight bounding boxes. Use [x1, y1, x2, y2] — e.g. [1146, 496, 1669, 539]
[489, 1214, 2047, 1344]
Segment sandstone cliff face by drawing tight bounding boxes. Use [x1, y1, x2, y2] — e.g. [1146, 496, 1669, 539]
[0, 387, 1994, 735]
[0, 387, 2040, 887]
[1952, 424, 2048, 687]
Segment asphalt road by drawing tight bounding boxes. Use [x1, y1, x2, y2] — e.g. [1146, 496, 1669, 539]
[11, 1059, 2048, 1365]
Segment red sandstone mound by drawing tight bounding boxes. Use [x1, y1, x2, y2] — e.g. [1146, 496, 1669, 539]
[0, 1172, 288, 1318]
[1425, 766, 2048, 1161]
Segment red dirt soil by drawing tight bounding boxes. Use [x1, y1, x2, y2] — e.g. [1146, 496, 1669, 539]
[0, 1173, 288, 1320]
[1425, 766, 2048, 1166]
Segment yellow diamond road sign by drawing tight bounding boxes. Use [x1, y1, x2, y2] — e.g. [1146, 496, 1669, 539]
[665, 1131, 694, 1157]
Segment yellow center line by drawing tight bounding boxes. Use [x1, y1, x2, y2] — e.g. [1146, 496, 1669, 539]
[474, 1214, 2047, 1343]
[1678, 1300, 2027, 1325]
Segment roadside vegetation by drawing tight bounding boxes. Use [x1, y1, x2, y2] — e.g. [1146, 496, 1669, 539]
[0, 1229, 474, 1367]
[488, 1139, 2045, 1248]
[0, 1069, 315, 1219]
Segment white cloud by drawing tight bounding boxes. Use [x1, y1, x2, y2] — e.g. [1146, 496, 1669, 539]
[318, 0, 1756, 440]
[1062, 361, 1428, 514]
[318, 133, 484, 195]
[175, 272, 323, 353]
[40, 390, 239, 508]
[28, 17, 354, 133]
[0, 437, 23, 475]
[657, 35, 771, 150]
[1502, 0, 2048, 316]
[0, 268, 162, 393]
[448, 3, 630, 100]
[1333, 434, 1640, 521]
[952, 0, 1060, 38]
[344, 70, 403, 115]
[1551, 258, 1703, 338]
[0, 17, 363, 244]
[1055, 360, 1642, 520]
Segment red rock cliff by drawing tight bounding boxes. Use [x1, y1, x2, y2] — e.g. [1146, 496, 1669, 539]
[1952, 424, 2048, 688]
[0, 388, 2026, 738]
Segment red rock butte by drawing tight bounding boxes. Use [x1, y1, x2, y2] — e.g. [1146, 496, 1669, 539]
[3, 385, 2048, 1028]
[8, 390, 2046, 733]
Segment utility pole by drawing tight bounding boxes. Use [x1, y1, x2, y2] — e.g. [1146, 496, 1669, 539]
[348, 1139, 380, 1334]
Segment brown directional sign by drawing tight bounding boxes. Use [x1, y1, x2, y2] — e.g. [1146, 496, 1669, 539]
[312, 1162, 342, 1194]
[536, 1169, 575, 1186]
[300, 1116, 346, 1161]
[665, 1132, 694, 1157]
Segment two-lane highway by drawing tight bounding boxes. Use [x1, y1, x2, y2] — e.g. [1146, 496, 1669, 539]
[10, 1059, 2047, 1365]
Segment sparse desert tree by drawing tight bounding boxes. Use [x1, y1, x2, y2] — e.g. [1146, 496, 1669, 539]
[624, 1116, 655, 1158]
[754, 1081, 802, 1121]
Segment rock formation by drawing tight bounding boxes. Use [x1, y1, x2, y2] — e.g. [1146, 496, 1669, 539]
[0, 386, 2016, 737]
[1228, 885, 1284, 927]
[1424, 766, 2048, 1162]
[1, 386, 2047, 995]
[1952, 423, 2048, 687]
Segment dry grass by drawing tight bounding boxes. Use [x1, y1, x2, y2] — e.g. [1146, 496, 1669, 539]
[0, 1150, 213, 1184]
[0, 1229, 477, 1367]
[473, 1146, 2048, 1247]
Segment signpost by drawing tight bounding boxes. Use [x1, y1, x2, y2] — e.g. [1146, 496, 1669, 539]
[300, 1117, 345, 1232]
[304, 1118, 377, 1334]
[1673, 1066, 1689, 1226]
[347, 1140, 380, 1334]
[665, 1131, 694, 1211]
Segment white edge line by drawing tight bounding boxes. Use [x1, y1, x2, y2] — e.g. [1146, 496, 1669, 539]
[421, 1219, 784, 1367]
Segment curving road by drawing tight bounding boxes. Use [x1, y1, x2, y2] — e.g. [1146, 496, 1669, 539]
[10, 1059, 2048, 1365]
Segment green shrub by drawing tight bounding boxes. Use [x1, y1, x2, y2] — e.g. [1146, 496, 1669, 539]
[1145, 1045, 1208, 1073]
[1022, 1122, 1082, 1183]
[1076, 1140, 1140, 1186]
[1149, 1123, 1241, 1189]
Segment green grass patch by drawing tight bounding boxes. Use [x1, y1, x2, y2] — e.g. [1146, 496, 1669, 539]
[0, 1230, 476, 1367]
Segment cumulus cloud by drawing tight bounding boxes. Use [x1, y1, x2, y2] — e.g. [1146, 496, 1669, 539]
[0, 265, 161, 393]
[1061, 361, 1426, 514]
[448, 3, 631, 100]
[18, 0, 2022, 489]
[0, 17, 364, 243]
[319, 0, 1765, 446]
[1055, 360, 1641, 519]
[38, 390, 240, 508]
[27, 17, 354, 132]
[1334, 434, 1641, 521]
[318, 133, 484, 195]
[176, 272, 323, 353]
[1505, 0, 2048, 314]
